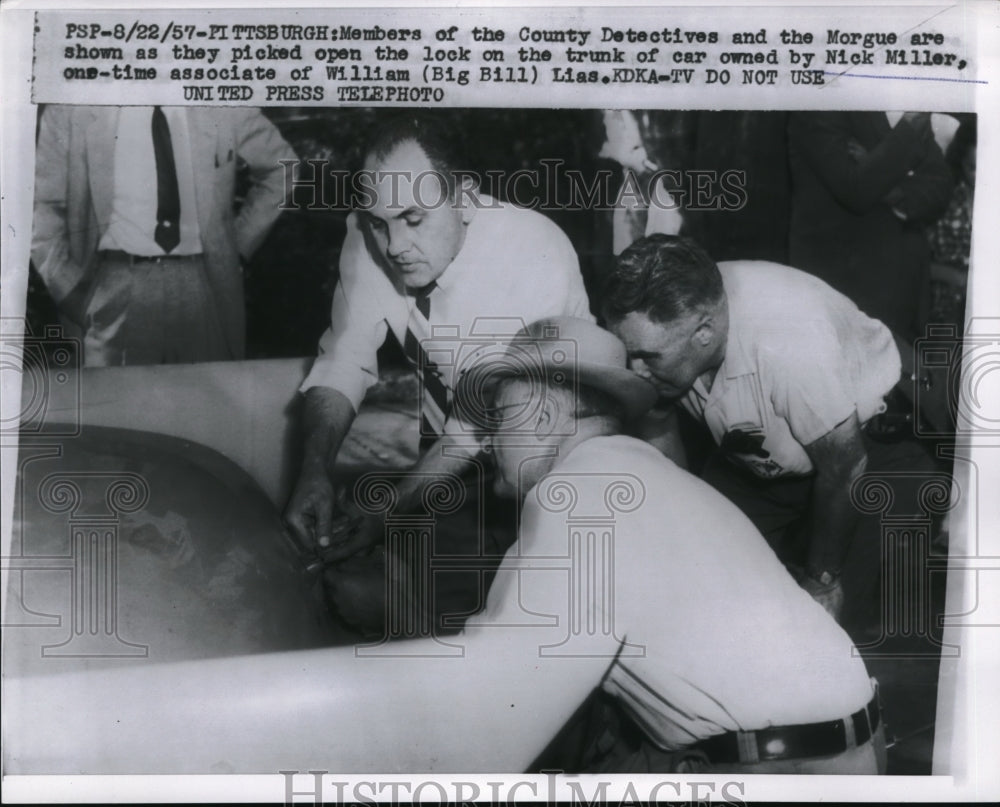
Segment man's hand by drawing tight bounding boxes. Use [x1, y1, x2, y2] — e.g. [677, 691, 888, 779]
[287, 386, 360, 554]
[286, 468, 387, 561]
[284, 462, 337, 553]
[320, 490, 387, 562]
[800, 572, 845, 623]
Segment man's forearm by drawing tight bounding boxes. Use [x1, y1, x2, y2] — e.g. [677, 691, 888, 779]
[804, 459, 867, 576]
[302, 386, 357, 475]
[393, 437, 476, 514]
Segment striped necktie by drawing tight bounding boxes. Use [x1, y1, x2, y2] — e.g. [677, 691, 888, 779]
[403, 282, 449, 451]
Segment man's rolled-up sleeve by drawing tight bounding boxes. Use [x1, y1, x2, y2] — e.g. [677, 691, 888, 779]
[299, 218, 388, 411]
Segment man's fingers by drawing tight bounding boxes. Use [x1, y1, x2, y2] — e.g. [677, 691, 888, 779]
[318, 540, 358, 563]
[320, 529, 372, 562]
[284, 507, 313, 551]
[315, 500, 334, 549]
[323, 517, 382, 562]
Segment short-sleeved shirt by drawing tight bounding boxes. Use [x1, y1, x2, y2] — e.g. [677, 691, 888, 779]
[679, 262, 901, 479]
[301, 197, 593, 426]
[473, 435, 875, 748]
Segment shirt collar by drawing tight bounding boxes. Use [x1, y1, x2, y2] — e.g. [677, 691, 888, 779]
[721, 322, 753, 380]
[715, 276, 751, 381]
[432, 252, 465, 292]
[692, 320, 750, 401]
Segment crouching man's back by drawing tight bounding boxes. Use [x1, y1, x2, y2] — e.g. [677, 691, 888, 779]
[479, 434, 883, 774]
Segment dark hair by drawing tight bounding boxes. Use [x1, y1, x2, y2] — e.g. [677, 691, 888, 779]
[601, 234, 724, 326]
[361, 113, 471, 194]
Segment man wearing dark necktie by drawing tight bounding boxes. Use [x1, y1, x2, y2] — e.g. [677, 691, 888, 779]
[286, 113, 593, 635]
[151, 106, 181, 254]
[402, 280, 450, 450]
[32, 105, 296, 365]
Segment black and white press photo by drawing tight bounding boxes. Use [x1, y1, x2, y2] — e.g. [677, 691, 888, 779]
[1, 2, 997, 803]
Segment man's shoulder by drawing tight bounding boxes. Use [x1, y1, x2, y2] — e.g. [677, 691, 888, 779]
[472, 198, 574, 255]
[550, 435, 679, 486]
[521, 437, 670, 529]
[717, 259, 811, 291]
[531, 435, 754, 540]
[719, 260, 843, 329]
[718, 262, 848, 376]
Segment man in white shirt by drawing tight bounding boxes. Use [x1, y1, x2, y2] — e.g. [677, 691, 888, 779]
[602, 234, 933, 633]
[32, 105, 295, 365]
[459, 316, 885, 773]
[18, 317, 886, 776]
[285, 113, 593, 632]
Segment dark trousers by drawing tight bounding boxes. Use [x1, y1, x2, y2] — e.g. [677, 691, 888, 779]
[532, 691, 886, 774]
[700, 434, 937, 631]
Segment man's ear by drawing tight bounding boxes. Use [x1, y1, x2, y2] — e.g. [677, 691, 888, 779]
[692, 315, 716, 348]
[457, 175, 478, 226]
[535, 393, 560, 439]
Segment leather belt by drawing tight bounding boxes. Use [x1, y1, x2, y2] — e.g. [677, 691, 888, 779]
[691, 690, 881, 764]
[100, 249, 202, 265]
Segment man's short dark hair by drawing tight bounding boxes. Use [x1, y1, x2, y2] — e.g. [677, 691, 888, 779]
[361, 113, 470, 195]
[601, 234, 724, 326]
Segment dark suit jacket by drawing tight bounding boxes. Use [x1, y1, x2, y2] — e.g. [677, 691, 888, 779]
[32, 105, 296, 359]
[788, 112, 952, 337]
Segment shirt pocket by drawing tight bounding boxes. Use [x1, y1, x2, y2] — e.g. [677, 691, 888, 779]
[709, 375, 772, 460]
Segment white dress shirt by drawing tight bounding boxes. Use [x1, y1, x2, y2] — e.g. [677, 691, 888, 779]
[471, 435, 875, 748]
[100, 106, 202, 256]
[302, 197, 593, 421]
